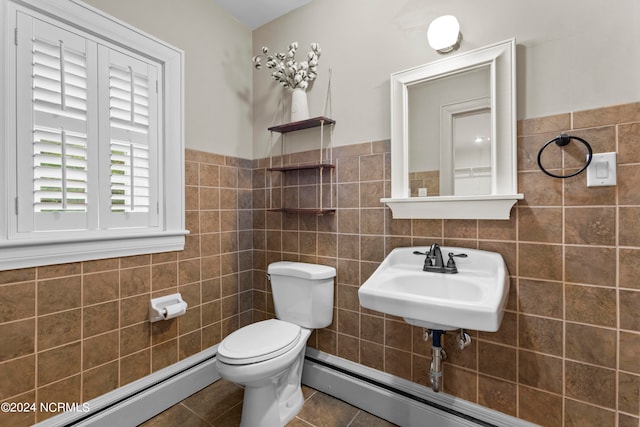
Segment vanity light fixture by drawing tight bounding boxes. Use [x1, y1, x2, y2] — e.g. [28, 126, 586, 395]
[427, 15, 462, 54]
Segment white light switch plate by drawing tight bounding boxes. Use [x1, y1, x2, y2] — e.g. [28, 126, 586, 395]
[587, 152, 616, 187]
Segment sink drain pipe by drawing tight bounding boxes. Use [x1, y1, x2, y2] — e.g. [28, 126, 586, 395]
[430, 330, 446, 392]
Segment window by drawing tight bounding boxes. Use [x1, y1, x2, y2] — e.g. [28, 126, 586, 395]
[1, 0, 186, 269]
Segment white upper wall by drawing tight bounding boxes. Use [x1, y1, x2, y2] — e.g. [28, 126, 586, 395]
[78, 0, 640, 160]
[252, 0, 640, 158]
[84, 0, 253, 158]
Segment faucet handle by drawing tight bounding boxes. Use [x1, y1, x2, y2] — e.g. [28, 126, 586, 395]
[446, 252, 467, 269]
[414, 250, 435, 268]
[448, 252, 468, 259]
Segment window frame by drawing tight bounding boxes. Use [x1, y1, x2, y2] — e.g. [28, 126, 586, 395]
[0, 0, 186, 270]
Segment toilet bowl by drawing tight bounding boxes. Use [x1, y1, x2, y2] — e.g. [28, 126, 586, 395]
[215, 261, 335, 427]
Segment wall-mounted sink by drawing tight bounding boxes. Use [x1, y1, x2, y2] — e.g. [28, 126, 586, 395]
[358, 246, 509, 332]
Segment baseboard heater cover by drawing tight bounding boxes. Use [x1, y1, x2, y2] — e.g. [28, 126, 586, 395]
[302, 348, 537, 427]
[33, 345, 535, 427]
[33, 346, 220, 427]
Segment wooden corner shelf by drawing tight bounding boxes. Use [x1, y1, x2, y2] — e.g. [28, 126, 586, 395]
[268, 116, 335, 134]
[267, 207, 336, 215]
[267, 162, 335, 172]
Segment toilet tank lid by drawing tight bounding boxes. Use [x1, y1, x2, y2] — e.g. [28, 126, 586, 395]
[268, 261, 336, 280]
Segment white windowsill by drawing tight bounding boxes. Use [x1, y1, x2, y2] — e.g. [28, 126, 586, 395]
[0, 230, 188, 270]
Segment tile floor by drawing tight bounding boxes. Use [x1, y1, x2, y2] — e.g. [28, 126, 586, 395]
[139, 379, 397, 427]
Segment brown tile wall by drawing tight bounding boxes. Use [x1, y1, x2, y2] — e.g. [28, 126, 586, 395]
[409, 170, 440, 197]
[0, 149, 253, 425]
[1, 102, 639, 427]
[252, 102, 640, 426]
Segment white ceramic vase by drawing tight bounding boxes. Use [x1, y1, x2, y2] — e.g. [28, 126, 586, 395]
[290, 87, 309, 122]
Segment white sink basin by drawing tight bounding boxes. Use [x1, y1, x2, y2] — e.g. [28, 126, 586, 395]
[358, 246, 509, 331]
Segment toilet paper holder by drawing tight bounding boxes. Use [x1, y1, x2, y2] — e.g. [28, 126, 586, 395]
[149, 293, 188, 322]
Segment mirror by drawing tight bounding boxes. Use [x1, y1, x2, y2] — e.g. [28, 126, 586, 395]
[408, 66, 491, 197]
[383, 38, 523, 219]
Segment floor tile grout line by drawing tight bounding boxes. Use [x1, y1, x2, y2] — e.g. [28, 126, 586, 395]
[178, 402, 215, 426]
[345, 409, 362, 426]
[198, 400, 243, 426]
[290, 416, 315, 426]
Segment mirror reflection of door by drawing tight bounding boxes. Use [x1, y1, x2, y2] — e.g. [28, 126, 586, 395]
[453, 109, 491, 195]
[440, 98, 492, 196]
[408, 65, 491, 197]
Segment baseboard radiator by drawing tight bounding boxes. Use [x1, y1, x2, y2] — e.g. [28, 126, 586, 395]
[35, 347, 220, 427]
[303, 348, 536, 427]
[35, 346, 535, 427]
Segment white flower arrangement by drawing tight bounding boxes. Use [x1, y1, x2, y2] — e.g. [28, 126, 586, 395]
[252, 42, 321, 90]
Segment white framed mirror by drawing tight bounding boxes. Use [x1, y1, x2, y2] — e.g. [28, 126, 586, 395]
[383, 38, 523, 219]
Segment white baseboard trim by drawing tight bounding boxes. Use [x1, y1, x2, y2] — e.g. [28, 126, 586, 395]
[34, 345, 536, 427]
[302, 348, 537, 427]
[34, 346, 220, 427]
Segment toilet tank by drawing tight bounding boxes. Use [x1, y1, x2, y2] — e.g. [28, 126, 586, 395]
[267, 261, 335, 329]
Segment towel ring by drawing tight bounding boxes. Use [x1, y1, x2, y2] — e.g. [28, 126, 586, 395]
[537, 133, 593, 179]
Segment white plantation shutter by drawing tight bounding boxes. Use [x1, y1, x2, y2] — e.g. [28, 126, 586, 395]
[100, 48, 159, 228]
[16, 13, 98, 232]
[32, 36, 88, 120]
[33, 128, 88, 212]
[110, 142, 151, 212]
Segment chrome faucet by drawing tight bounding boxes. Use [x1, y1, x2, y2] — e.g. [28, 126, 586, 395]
[413, 244, 467, 274]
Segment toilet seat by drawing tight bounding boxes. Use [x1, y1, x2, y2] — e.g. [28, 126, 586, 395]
[217, 319, 301, 365]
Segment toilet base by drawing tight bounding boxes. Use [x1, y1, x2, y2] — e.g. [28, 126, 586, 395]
[238, 346, 306, 427]
[240, 383, 303, 427]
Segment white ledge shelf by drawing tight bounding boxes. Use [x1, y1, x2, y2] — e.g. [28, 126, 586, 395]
[381, 194, 524, 220]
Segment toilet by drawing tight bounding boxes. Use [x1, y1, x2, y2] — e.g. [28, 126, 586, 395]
[215, 261, 336, 427]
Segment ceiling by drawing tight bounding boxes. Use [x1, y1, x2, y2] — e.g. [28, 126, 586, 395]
[213, 0, 312, 30]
